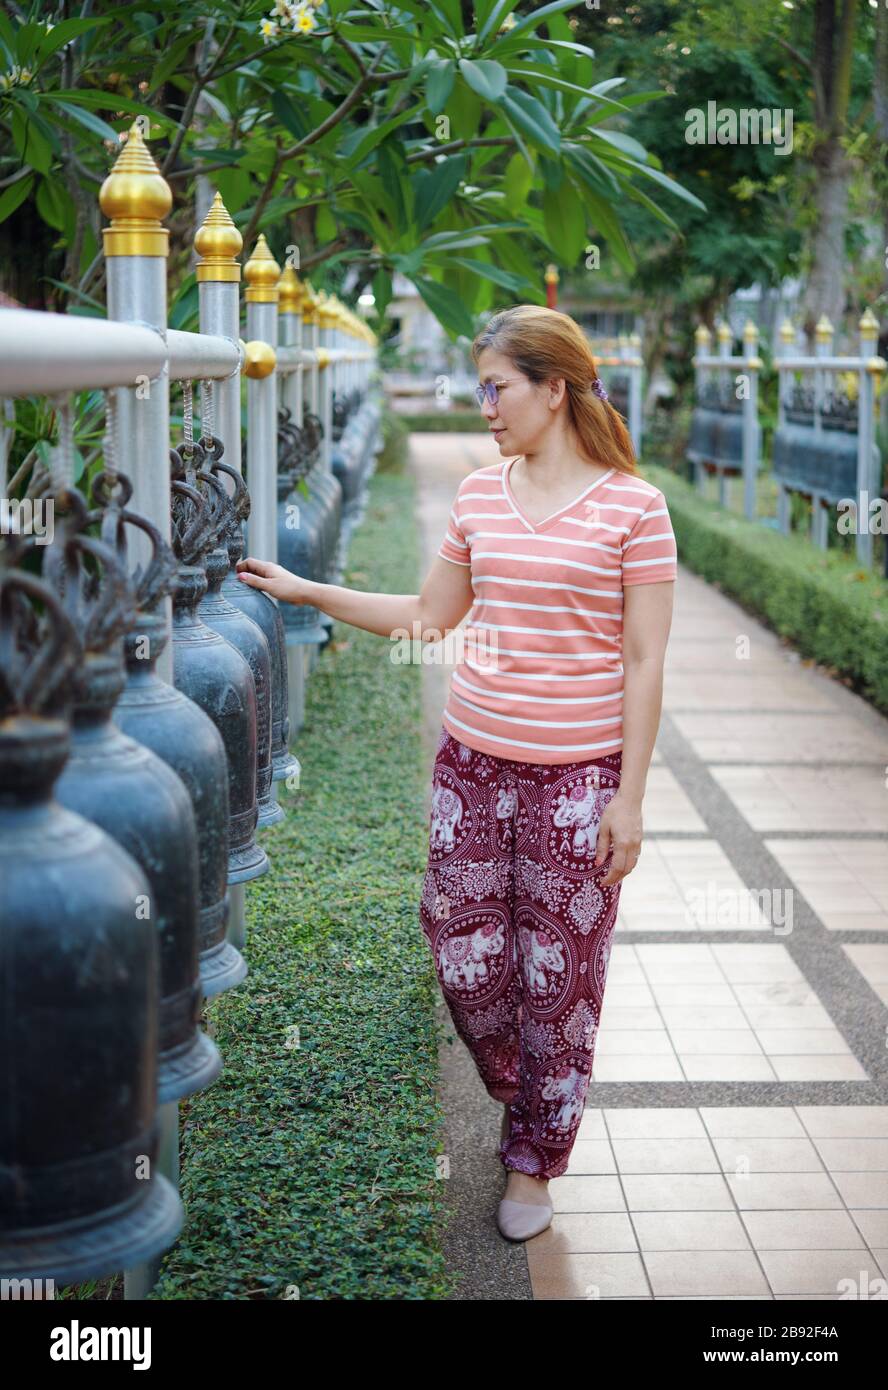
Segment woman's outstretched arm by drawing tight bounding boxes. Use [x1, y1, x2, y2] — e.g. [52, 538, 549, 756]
[235, 553, 474, 643]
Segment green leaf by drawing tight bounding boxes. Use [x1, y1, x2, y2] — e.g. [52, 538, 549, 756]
[36, 176, 68, 231]
[41, 97, 118, 143]
[564, 144, 622, 198]
[213, 166, 252, 215]
[577, 188, 635, 276]
[426, 60, 455, 116]
[11, 106, 53, 175]
[627, 162, 708, 213]
[340, 104, 425, 169]
[536, 39, 598, 62]
[377, 142, 409, 232]
[14, 21, 46, 67]
[583, 90, 672, 123]
[495, 0, 580, 42]
[504, 63, 631, 117]
[503, 151, 534, 205]
[418, 225, 520, 251]
[458, 58, 506, 103]
[500, 88, 561, 155]
[449, 84, 481, 142]
[543, 178, 586, 264]
[0, 11, 15, 65]
[412, 155, 466, 231]
[35, 15, 111, 66]
[620, 181, 680, 233]
[0, 172, 34, 225]
[41, 90, 177, 131]
[476, 0, 515, 46]
[169, 275, 199, 332]
[372, 268, 392, 322]
[272, 89, 312, 142]
[591, 128, 650, 164]
[147, 30, 195, 95]
[445, 256, 535, 294]
[433, 0, 465, 38]
[412, 275, 476, 338]
[315, 203, 338, 244]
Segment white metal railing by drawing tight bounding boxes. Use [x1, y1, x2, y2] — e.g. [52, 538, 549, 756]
[0, 122, 379, 1299]
[690, 310, 885, 564]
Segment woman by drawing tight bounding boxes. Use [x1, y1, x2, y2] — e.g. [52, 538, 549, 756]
[236, 304, 677, 1243]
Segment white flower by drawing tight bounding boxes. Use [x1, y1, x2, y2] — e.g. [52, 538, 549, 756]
[259, 17, 279, 41]
[292, 4, 318, 31]
[499, 13, 516, 30]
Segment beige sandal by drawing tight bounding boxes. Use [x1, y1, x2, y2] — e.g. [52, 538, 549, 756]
[496, 1194, 553, 1241]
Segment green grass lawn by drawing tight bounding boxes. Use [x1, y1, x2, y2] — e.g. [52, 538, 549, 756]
[145, 460, 457, 1300]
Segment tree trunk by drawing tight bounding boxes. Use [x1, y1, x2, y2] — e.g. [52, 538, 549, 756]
[800, 0, 857, 344]
[800, 138, 852, 339]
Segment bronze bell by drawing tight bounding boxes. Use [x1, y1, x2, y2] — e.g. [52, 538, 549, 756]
[169, 441, 268, 884]
[213, 453, 301, 789]
[45, 477, 222, 1107]
[195, 436, 282, 828]
[112, 482, 246, 999]
[0, 531, 182, 1284]
[276, 409, 330, 648]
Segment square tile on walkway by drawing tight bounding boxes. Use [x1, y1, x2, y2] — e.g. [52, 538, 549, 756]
[709, 765, 888, 833]
[672, 711, 888, 765]
[766, 839, 888, 932]
[527, 1107, 888, 1299]
[842, 945, 888, 1006]
[593, 945, 867, 1082]
[665, 671, 839, 713]
[616, 839, 776, 933]
[623, 767, 706, 832]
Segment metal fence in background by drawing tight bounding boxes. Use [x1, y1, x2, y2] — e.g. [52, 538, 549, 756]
[689, 310, 885, 566]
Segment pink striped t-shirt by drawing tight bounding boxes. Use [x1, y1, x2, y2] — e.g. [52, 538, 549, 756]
[436, 457, 678, 763]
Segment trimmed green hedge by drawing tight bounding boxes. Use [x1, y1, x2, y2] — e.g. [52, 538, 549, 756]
[374, 408, 410, 473]
[394, 410, 486, 432]
[148, 464, 458, 1300]
[644, 462, 888, 715]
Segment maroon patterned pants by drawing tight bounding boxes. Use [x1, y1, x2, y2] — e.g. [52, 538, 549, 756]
[419, 727, 624, 1180]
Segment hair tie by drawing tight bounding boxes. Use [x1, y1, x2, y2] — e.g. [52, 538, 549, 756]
[591, 378, 609, 402]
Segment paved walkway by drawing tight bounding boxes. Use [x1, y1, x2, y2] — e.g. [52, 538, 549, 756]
[409, 431, 888, 1301]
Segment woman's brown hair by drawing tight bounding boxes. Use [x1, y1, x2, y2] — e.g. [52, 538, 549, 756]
[472, 304, 638, 477]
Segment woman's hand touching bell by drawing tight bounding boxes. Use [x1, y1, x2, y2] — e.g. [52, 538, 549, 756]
[235, 557, 312, 606]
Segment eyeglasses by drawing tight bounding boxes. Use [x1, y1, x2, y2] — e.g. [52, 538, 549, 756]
[474, 377, 525, 408]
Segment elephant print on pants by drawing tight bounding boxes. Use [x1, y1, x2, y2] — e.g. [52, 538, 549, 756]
[419, 729, 624, 1180]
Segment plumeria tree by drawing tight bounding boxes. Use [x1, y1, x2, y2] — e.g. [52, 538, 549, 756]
[0, 0, 705, 338]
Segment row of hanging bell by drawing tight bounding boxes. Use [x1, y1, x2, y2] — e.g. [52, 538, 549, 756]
[0, 518, 185, 1284]
[110, 473, 246, 999]
[213, 447, 301, 790]
[169, 433, 268, 882]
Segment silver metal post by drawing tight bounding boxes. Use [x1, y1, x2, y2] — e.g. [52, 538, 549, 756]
[101, 123, 174, 687]
[812, 317, 833, 550]
[857, 309, 881, 567]
[741, 319, 760, 521]
[243, 235, 280, 565]
[278, 268, 307, 735]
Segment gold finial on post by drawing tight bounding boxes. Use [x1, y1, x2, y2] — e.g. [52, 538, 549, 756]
[244, 234, 281, 303]
[100, 121, 172, 258]
[193, 191, 242, 282]
[278, 265, 308, 315]
[859, 307, 880, 341]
